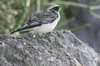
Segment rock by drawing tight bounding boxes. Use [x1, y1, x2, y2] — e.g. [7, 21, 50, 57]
[0, 30, 100, 66]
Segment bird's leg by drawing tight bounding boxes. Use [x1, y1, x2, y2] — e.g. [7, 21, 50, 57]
[33, 35, 36, 38]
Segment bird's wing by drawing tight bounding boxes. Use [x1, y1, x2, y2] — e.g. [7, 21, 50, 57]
[27, 11, 58, 25]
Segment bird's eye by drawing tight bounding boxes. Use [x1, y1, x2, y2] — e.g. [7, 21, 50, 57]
[52, 6, 59, 11]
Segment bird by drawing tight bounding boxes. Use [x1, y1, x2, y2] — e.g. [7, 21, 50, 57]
[10, 3, 60, 34]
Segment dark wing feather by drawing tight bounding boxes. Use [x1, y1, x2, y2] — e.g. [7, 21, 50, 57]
[27, 11, 58, 25]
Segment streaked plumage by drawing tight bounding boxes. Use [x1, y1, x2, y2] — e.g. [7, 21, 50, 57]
[11, 4, 60, 34]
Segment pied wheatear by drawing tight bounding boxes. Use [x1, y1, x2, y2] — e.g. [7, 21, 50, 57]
[11, 4, 60, 34]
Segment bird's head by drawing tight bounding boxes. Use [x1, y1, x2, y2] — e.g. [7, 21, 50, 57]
[45, 4, 60, 12]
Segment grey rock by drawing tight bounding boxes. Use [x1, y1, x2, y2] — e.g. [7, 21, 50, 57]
[0, 41, 5, 59]
[0, 30, 100, 66]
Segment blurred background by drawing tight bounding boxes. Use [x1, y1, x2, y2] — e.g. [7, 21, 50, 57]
[0, 0, 100, 53]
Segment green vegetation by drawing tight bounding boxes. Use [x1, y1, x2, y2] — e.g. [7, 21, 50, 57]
[0, 0, 100, 35]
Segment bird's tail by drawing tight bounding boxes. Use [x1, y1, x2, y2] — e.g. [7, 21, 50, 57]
[10, 27, 25, 34]
[10, 24, 29, 34]
[10, 23, 41, 34]
[10, 30, 18, 34]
